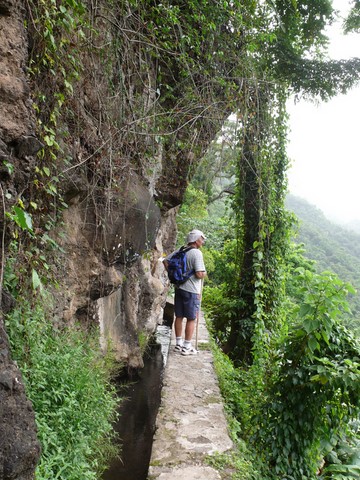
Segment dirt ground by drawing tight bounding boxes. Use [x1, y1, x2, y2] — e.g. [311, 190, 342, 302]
[148, 313, 233, 480]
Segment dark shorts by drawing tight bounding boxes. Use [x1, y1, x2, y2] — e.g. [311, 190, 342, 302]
[174, 289, 200, 320]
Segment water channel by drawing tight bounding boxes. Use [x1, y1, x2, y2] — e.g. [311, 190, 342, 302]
[102, 325, 171, 480]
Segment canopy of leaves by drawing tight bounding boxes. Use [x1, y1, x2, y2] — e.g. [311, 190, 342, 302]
[345, 0, 360, 33]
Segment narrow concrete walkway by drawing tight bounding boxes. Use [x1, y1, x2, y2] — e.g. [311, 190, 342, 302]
[148, 313, 233, 480]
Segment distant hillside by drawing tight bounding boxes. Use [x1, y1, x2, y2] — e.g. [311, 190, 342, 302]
[286, 194, 360, 329]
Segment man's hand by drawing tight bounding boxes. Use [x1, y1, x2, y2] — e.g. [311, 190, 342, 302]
[195, 271, 206, 279]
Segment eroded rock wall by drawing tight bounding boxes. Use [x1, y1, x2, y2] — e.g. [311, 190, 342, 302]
[59, 187, 177, 369]
[0, 0, 42, 477]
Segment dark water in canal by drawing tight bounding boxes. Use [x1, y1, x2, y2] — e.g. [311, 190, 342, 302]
[102, 326, 171, 480]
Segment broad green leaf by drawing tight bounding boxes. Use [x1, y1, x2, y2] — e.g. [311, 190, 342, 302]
[321, 330, 330, 345]
[303, 317, 319, 334]
[13, 206, 33, 231]
[310, 374, 328, 385]
[308, 335, 319, 353]
[346, 284, 356, 295]
[299, 303, 313, 318]
[32, 269, 42, 291]
[44, 135, 54, 146]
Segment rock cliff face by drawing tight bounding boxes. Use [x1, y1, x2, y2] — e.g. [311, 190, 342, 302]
[0, 0, 42, 477]
[0, 0, 223, 477]
[0, 316, 41, 480]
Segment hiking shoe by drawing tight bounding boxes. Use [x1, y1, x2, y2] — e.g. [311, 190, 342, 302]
[174, 345, 182, 352]
[181, 346, 198, 356]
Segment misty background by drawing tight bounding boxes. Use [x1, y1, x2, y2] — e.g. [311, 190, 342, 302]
[287, 0, 360, 229]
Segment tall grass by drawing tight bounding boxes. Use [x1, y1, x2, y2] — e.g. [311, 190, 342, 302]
[5, 298, 120, 479]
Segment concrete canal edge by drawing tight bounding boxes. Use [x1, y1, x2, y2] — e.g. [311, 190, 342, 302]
[148, 312, 233, 480]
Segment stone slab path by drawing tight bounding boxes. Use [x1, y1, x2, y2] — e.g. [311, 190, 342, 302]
[148, 313, 233, 480]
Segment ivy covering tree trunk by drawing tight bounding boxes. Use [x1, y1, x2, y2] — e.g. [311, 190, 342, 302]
[225, 85, 290, 365]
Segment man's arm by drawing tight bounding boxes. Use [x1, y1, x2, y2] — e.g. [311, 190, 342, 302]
[195, 271, 206, 279]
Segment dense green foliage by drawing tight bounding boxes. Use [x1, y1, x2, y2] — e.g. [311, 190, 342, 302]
[287, 194, 360, 330]
[5, 298, 119, 479]
[256, 269, 359, 479]
[185, 192, 360, 479]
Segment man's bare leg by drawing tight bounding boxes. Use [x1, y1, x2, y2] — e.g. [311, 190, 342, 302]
[174, 316, 184, 338]
[184, 318, 195, 341]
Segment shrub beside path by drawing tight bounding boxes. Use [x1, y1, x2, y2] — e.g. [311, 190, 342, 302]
[148, 312, 233, 479]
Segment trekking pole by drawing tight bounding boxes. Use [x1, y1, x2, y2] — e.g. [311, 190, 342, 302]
[195, 278, 204, 351]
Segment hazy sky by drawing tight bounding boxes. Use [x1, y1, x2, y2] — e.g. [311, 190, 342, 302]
[287, 1, 360, 224]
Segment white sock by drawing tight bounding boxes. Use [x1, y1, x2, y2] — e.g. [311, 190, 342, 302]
[183, 340, 191, 349]
[176, 337, 183, 346]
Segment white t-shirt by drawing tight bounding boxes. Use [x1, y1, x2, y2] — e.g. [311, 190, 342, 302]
[166, 246, 206, 294]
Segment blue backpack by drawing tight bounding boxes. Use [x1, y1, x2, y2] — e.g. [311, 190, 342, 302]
[167, 246, 195, 286]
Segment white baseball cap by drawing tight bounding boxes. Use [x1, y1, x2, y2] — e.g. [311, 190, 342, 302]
[186, 229, 206, 243]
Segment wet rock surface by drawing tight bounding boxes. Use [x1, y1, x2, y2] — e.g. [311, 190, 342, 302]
[149, 313, 233, 480]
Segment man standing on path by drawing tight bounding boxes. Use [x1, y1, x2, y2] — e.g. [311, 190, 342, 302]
[164, 229, 207, 356]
